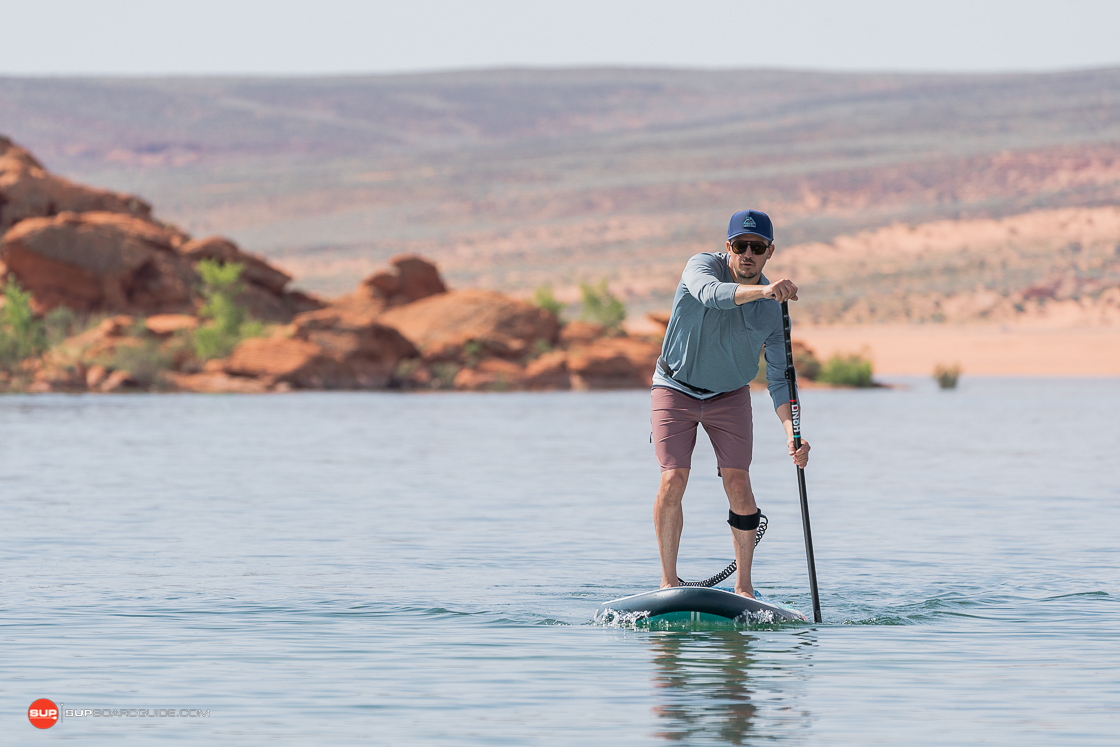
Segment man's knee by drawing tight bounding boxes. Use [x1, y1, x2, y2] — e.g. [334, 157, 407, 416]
[720, 468, 756, 511]
[720, 468, 750, 493]
[658, 468, 689, 500]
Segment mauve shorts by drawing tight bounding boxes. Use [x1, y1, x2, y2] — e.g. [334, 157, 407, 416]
[651, 385, 753, 472]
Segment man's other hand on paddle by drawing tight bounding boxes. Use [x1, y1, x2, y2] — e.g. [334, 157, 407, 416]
[775, 402, 810, 468]
[788, 437, 810, 468]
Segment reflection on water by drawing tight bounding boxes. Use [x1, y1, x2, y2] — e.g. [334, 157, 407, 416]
[647, 630, 815, 745]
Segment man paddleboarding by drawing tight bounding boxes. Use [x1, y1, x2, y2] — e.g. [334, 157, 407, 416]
[652, 209, 810, 598]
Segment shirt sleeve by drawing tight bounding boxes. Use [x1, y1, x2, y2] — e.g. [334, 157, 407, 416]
[681, 253, 739, 309]
[763, 317, 789, 411]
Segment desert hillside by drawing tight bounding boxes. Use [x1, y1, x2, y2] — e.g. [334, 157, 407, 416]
[767, 206, 1120, 326]
[3, 68, 1119, 309]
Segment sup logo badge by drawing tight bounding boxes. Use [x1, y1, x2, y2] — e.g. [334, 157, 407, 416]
[28, 699, 59, 729]
[742, 216, 756, 228]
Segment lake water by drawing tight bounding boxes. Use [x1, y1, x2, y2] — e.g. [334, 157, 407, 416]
[2, 378, 1118, 745]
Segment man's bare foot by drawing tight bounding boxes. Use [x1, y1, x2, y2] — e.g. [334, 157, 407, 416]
[660, 581, 678, 589]
[734, 587, 755, 599]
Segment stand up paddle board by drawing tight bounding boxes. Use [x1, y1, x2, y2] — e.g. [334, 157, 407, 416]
[596, 586, 806, 623]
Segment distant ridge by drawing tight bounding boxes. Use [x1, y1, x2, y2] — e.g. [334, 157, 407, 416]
[3, 67, 1119, 310]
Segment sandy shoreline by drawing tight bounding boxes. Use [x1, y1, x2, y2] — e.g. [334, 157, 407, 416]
[791, 324, 1120, 376]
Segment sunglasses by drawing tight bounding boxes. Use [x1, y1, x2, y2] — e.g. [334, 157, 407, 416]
[729, 240, 771, 256]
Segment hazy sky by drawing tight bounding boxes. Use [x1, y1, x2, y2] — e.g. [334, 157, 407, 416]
[2, 0, 1119, 76]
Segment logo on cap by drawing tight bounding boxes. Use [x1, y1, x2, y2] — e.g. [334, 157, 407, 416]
[742, 216, 756, 228]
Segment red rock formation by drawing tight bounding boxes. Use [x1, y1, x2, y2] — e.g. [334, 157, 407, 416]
[330, 254, 447, 321]
[378, 288, 559, 362]
[145, 313, 199, 336]
[523, 350, 571, 390]
[100, 369, 138, 393]
[216, 307, 419, 389]
[0, 210, 318, 321]
[453, 358, 526, 391]
[0, 136, 150, 233]
[162, 371, 273, 393]
[0, 137, 672, 393]
[177, 236, 322, 323]
[180, 236, 291, 294]
[1, 212, 194, 313]
[362, 254, 447, 307]
[566, 337, 659, 390]
[32, 315, 142, 392]
[558, 320, 606, 345]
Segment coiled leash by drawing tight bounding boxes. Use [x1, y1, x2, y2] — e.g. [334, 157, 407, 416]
[676, 509, 767, 587]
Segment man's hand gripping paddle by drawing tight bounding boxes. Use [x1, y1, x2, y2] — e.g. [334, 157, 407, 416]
[782, 301, 823, 623]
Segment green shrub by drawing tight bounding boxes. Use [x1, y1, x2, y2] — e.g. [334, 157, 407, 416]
[934, 363, 961, 389]
[104, 339, 173, 388]
[42, 305, 86, 346]
[579, 280, 626, 331]
[530, 338, 552, 358]
[818, 353, 874, 387]
[192, 260, 265, 360]
[429, 362, 460, 390]
[0, 279, 47, 368]
[533, 285, 564, 319]
[754, 344, 823, 385]
[462, 340, 483, 367]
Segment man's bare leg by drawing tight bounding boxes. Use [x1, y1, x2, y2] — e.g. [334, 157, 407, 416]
[655, 468, 690, 588]
[720, 468, 758, 598]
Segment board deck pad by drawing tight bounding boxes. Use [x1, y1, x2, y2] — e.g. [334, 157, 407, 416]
[596, 587, 806, 624]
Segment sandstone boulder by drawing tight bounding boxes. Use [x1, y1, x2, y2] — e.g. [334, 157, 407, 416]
[86, 364, 108, 389]
[100, 369, 138, 393]
[35, 314, 157, 393]
[162, 371, 274, 393]
[362, 254, 447, 307]
[378, 288, 559, 362]
[180, 236, 292, 294]
[329, 255, 447, 321]
[218, 307, 419, 389]
[453, 358, 526, 391]
[178, 236, 322, 323]
[145, 313, 199, 336]
[0, 136, 150, 233]
[523, 350, 571, 390]
[0, 210, 316, 322]
[566, 337, 660, 390]
[29, 358, 86, 392]
[559, 320, 606, 346]
[1, 212, 194, 313]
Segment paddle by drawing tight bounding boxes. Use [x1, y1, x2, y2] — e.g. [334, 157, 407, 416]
[781, 301, 823, 623]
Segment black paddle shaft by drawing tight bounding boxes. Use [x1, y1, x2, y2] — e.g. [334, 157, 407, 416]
[781, 301, 823, 623]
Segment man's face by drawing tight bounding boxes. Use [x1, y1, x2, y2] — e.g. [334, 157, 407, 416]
[726, 233, 775, 284]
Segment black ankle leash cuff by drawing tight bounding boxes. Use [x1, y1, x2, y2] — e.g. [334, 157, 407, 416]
[727, 508, 762, 531]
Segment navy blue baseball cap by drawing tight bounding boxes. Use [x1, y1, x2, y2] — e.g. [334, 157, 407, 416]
[727, 209, 774, 243]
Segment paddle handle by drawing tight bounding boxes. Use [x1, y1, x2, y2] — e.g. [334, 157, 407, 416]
[781, 301, 823, 624]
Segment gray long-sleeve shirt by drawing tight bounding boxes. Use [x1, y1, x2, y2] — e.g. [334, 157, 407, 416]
[652, 252, 789, 411]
